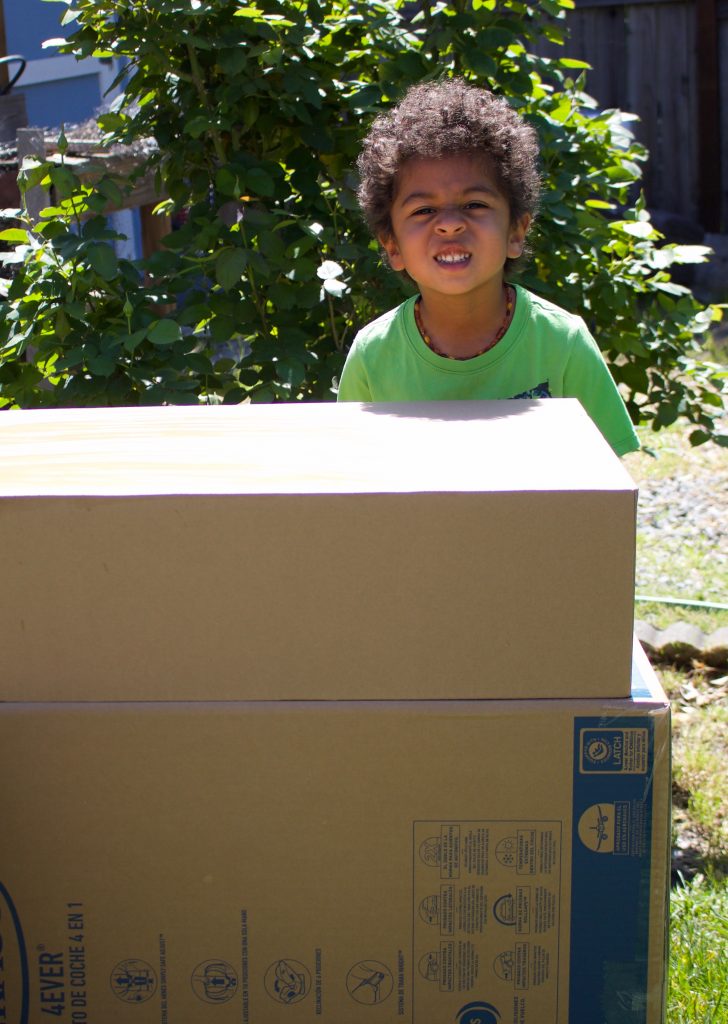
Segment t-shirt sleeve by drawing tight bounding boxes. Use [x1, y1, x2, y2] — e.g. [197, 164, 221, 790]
[337, 335, 372, 402]
[564, 322, 640, 457]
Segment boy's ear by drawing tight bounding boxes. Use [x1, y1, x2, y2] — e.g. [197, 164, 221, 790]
[507, 213, 532, 260]
[379, 233, 405, 272]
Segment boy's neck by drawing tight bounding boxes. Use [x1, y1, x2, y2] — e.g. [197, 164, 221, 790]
[416, 279, 513, 360]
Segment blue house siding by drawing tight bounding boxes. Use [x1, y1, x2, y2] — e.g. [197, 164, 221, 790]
[4, 0, 61, 60]
[4, 0, 119, 129]
[3, 0, 142, 256]
[15, 75, 105, 131]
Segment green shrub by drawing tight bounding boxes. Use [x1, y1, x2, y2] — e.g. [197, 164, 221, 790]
[0, 0, 724, 442]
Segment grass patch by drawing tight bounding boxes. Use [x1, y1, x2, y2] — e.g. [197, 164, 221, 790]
[625, 417, 728, 609]
[634, 537, 727, 605]
[625, 420, 728, 477]
[655, 662, 728, 869]
[672, 701, 728, 860]
[627, 419, 728, 1018]
[635, 601, 727, 636]
[668, 873, 728, 1023]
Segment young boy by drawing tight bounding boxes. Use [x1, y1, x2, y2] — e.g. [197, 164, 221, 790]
[337, 78, 640, 457]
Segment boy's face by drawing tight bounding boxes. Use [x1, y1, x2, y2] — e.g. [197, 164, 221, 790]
[380, 153, 530, 302]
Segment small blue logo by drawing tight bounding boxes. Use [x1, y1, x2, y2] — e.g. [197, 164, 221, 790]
[455, 1000, 501, 1024]
[581, 729, 624, 772]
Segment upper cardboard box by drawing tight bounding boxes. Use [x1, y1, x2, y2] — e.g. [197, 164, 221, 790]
[0, 400, 637, 700]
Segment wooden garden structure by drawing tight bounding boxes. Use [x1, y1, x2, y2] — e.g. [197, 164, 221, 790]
[532, 0, 726, 232]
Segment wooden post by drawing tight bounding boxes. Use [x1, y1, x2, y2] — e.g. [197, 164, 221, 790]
[16, 127, 47, 224]
[140, 202, 172, 258]
[0, 92, 28, 144]
[0, 0, 9, 93]
[140, 202, 175, 314]
[695, 0, 722, 231]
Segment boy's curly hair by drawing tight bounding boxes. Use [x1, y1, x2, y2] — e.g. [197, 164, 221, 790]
[357, 78, 540, 259]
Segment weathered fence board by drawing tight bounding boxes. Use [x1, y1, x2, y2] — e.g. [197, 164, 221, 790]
[627, 2, 698, 220]
[532, 0, 725, 232]
[718, 3, 728, 232]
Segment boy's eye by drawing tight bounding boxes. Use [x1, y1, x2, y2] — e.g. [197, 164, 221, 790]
[412, 206, 435, 216]
[465, 201, 488, 210]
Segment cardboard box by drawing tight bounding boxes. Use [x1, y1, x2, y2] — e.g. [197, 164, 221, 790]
[0, 400, 636, 700]
[0, 643, 669, 1023]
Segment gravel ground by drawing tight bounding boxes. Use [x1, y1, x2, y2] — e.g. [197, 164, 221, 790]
[625, 433, 728, 601]
[625, 429, 728, 878]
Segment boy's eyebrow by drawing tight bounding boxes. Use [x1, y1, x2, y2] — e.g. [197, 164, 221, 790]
[397, 184, 501, 206]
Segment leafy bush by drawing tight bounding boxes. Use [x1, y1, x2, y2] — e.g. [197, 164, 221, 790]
[0, 0, 724, 442]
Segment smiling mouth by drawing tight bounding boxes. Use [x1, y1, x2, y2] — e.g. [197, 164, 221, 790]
[435, 252, 471, 265]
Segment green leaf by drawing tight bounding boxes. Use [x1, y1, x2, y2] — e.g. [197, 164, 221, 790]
[215, 167, 239, 198]
[688, 429, 711, 447]
[97, 178, 125, 208]
[184, 115, 212, 139]
[218, 48, 249, 75]
[185, 352, 215, 375]
[49, 164, 80, 196]
[654, 404, 679, 428]
[240, 97, 259, 131]
[121, 329, 148, 353]
[613, 220, 656, 240]
[86, 244, 119, 281]
[669, 245, 712, 264]
[549, 98, 573, 123]
[461, 48, 498, 79]
[0, 229, 29, 243]
[267, 283, 299, 310]
[60, 7, 81, 26]
[216, 249, 248, 290]
[286, 258, 317, 281]
[650, 280, 690, 297]
[97, 112, 127, 132]
[18, 160, 50, 192]
[55, 309, 71, 341]
[86, 354, 117, 377]
[147, 320, 182, 346]
[244, 168, 275, 197]
[617, 363, 649, 392]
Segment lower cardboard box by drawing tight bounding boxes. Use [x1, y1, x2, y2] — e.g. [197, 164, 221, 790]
[0, 644, 669, 1024]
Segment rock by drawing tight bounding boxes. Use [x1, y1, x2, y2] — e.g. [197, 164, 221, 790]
[635, 620, 728, 667]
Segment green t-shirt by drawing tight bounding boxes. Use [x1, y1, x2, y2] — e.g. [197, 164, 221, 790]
[337, 284, 640, 456]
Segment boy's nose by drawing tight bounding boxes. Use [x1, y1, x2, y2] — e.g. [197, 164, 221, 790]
[434, 208, 466, 233]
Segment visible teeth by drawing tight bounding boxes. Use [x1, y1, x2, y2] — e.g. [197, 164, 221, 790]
[436, 253, 469, 264]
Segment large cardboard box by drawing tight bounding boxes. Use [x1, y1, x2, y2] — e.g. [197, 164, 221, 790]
[0, 400, 636, 700]
[0, 643, 669, 1023]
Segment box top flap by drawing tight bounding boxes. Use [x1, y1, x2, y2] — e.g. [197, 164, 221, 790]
[0, 399, 637, 497]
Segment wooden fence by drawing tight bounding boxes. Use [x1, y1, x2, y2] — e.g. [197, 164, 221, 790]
[531, 0, 727, 234]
